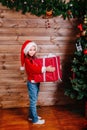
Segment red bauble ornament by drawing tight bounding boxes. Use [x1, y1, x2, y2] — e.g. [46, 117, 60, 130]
[83, 49, 87, 55]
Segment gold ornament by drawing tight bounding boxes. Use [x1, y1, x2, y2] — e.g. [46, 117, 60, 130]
[84, 14, 87, 24]
[46, 9, 53, 16]
[81, 30, 86, 36]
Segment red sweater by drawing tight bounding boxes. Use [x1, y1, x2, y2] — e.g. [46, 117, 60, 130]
[25, 57, 42, 82]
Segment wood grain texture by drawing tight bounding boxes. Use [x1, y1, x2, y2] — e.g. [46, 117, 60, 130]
[0, 106, 87, 130]
[0, 4, 77, 108]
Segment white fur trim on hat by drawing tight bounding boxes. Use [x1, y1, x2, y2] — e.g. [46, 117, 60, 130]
[23, 42, 37, 55]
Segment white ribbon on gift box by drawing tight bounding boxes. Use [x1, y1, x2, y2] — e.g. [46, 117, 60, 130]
[43, 58, 46, 82]
[42, 53, 62, 82]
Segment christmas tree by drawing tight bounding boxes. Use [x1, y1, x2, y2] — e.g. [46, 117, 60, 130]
[65, 14, 87, 100]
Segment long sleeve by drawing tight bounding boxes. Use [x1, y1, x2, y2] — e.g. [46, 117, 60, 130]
[25, 58, 42, 74]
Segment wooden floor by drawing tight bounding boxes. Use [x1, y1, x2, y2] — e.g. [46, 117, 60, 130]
[0, 105, 87, 130]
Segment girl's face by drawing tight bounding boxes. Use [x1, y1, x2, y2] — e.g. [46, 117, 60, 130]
[28, 46, 37, 57]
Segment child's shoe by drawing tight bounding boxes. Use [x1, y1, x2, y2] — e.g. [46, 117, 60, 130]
[33, 119, 45, 124]
[28, 116, 41, 121]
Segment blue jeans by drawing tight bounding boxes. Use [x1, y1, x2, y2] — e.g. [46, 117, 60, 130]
[27, 81, 40, 123]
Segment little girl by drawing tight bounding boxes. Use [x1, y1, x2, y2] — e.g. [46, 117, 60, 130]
[20, 40, 55, 124]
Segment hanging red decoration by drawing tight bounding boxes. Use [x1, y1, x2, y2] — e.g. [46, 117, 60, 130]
[77, 24, 83, 31]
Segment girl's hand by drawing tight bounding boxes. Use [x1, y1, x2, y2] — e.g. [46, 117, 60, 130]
[46, 65, 55, 72]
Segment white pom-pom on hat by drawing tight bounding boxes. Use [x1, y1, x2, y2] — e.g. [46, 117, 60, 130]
[20, 66, 25, 71]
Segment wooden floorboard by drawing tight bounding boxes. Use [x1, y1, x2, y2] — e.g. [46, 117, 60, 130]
[0, 105, 87, 130]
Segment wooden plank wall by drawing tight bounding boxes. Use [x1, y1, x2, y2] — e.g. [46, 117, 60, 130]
[0, 3, 77, 108]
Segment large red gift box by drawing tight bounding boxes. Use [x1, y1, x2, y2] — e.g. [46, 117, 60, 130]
[34, 56, 62, 82]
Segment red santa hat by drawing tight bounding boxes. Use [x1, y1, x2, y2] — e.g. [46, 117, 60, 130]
[20, 40, 37, 71]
